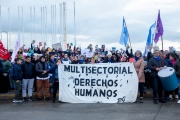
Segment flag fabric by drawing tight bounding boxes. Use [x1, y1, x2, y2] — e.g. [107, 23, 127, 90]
[11, 34, 20, 62]
[120, 17, 129, 47]
[154, 10, 164, 43]
[0, 41, 10, 60]
[143, 22, 156, 56]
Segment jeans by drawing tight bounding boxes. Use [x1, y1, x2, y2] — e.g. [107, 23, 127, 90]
[152, 76, 163, 99]
[9, 75, 15, 89]
[139, 83, 144, 97]
[14, 81, 22, 100]
[22, 79, 34, 97]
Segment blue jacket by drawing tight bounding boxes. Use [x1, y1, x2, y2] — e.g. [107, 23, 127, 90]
[13, 63, 23, 81]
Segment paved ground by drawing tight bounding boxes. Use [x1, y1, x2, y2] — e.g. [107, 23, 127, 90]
[0, 98, 180, 120]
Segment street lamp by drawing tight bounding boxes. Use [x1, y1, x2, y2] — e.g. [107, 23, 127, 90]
[2, 31, 8, 50]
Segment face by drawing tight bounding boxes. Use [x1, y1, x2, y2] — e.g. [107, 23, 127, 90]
[26, 58, 31, 63]
[135, 52, 141, 57]
[41, 57, 45, 62]
[17, 60, 22, 64]
[74, 56, 78, 61]
[91, 58, 95, 63]
[64, 54, 68, 58]
[108, 55, 111, 58]
[154, 51, 160, 57]
[50, 55, 55, 60]
[169, 55, 174, 60]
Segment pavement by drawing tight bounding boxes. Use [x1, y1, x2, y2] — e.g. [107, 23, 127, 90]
[0, 90, 180, 120]
[0, 98, 180, 120]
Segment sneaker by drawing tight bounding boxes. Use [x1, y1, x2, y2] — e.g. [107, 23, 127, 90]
[169, 94, 173, 100]
[23, 97, 27, 102]
[28, 97, 33, 101]
[153, 98, 158, 104]
[52, 98, 55, 103]
[159, 98, 167, 103]
[175, 95, 179, 99]
[13, 99, 22, 103]
[177, 100, 180, 104]
[45, 97, 50, 101]
[139, 97, 143, 103]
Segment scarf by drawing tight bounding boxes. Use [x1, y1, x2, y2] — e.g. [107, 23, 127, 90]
[135, 56, 140, 61]
[154, 56, 160, 62]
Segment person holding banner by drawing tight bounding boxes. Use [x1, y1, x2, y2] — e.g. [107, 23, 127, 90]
[72, 56, 79, 64]
[133, 50, 145, 103]
[148, 48, 167, 104]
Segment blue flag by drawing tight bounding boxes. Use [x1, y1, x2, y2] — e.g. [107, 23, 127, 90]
[143, 22, 156, 56]
[119, 17, 129, 47]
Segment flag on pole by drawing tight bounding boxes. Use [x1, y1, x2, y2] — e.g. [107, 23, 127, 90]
[154, 10, 163, 43]
[0, 41, 10, 60]
[11, 34, 20, 62]
[120, 17, 129, 47]
[143, 22, 156, 56]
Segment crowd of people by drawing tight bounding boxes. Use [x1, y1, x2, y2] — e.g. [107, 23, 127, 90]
[0, 42, 180, 104]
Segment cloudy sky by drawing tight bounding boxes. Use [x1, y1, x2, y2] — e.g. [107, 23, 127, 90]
[0, 0, 180, 52]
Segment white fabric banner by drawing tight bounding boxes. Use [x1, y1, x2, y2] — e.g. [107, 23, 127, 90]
[58, 63, 138, 103]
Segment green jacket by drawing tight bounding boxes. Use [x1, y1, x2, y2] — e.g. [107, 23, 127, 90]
[2, 60, 12, 73]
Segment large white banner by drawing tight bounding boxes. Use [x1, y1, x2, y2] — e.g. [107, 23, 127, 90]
[58, 63, 138, 103]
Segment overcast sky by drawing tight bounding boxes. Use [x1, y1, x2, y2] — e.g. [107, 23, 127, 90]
[0, 0, 180, 52]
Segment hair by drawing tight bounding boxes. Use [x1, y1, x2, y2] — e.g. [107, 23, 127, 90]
[26, 56, 31, 59]
[169, 53, 177, 60]
[135, 50, 142, 57]
[15, 58, 22, 63]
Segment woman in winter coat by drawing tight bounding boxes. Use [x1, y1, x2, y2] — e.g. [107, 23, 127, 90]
[133, 50, 145, 103]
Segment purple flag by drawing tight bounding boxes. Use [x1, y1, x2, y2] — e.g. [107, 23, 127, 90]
[154, 10, 164, 43]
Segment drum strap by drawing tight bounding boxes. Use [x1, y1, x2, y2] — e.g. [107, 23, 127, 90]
[160, 59, 164, 67]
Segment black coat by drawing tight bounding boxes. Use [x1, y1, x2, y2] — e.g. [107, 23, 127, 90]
[13, 63, 23, 81]
[21, 62, 35, 79]
[35, 62, 49, 78]
[148, 57, 167, 77]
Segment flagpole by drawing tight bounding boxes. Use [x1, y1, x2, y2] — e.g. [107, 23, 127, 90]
[30, 6, 32, 41]
[8, 7, 11, 49]
[161, 35, 163, 51]
[74, 1, 76, 47]
[22, 7, 24, 45]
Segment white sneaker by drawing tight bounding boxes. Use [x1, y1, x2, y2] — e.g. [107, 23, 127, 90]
[177, 100, 180, 104]
[169, 94, 173, 100]
[175, 95, 179, 99]
[13, 99, 22, 103]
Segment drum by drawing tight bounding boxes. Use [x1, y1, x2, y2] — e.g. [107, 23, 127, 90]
[158, 67, 178, 91]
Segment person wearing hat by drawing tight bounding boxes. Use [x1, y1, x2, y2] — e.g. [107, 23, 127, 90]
[35, 56, 50, 100]
[133, 50, 145, 103]
[148, 48, 167, 104]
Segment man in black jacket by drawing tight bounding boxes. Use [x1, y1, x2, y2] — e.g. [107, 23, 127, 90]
[21, 56, 35, 101]
[35, 56, 50, 100]
[13, 58, 23, 103]
[148, 49, 167, 104]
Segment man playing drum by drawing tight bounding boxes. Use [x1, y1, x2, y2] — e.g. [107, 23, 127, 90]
[148, 48, 167, 104]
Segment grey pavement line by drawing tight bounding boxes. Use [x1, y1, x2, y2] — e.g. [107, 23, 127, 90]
[153, 103, 163, 120]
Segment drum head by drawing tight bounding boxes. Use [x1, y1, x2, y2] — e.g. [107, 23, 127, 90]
[158, 67, 175, 78]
